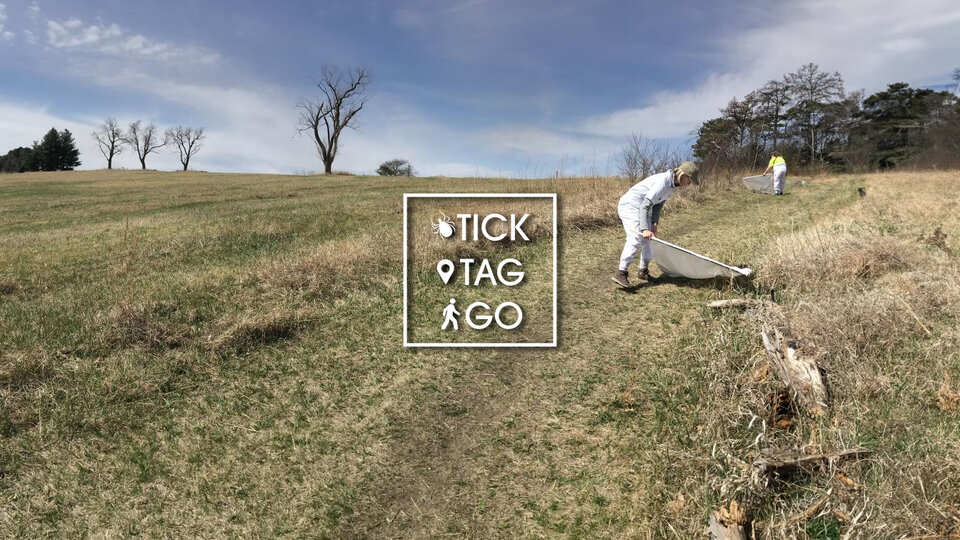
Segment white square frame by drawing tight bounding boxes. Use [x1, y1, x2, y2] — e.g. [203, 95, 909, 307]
[403, 193, 558, 348]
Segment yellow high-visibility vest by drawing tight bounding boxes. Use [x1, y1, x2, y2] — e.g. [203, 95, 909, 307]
[768, 156, 786, 167]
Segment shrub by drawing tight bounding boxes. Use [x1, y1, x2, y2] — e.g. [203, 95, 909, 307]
[377, 159, 415, 177]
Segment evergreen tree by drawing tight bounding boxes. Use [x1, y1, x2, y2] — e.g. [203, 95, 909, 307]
[26, 127, 83, 171]
[0, 147, 36, 173]
[38, 128, 61, 171]
[857, 83, 953, 168]
[58, 129, 81, 170]
[27, 141, 43, 171]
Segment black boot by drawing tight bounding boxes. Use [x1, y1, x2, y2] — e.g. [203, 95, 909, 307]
[611, 269, 630, 288]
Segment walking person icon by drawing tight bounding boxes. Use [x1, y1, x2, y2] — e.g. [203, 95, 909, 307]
[441, 298, 460, 330]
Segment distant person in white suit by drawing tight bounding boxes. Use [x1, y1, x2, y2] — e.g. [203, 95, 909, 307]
[612, 161, 699, 288]
[762, 151, 787, 195]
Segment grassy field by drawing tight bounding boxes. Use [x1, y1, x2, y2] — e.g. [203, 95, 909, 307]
[1, 169, 959, 538]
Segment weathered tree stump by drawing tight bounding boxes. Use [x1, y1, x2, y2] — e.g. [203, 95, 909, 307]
[760, 325, 829, 415]
[708, 298, 829, 414]
[707, 501, 749, 540]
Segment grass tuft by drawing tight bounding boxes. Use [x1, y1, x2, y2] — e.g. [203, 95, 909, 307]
[206, 310, 306, 356]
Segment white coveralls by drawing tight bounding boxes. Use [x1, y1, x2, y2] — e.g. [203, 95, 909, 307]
[618, 171, 675, 272]
[773, 164, 787, 195]
[769, 157, 787, 195]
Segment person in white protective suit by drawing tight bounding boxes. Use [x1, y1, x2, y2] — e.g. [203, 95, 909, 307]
[762, 151, 787, 195]
[611, 161, 699, 288]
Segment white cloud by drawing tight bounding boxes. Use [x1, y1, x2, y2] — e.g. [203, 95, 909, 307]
[10, 0, 959, 178]
[485, 127, 584, 155]
[581, 0, 960, 139]
[47, 19, 121, 47]
[0, 102, 99, 164]
[479, 126, 620, 165]
[881, 38, 925, 54]
[2, 67, 486, 176]
[0, 3, 13, 41]
[7, 14, 394, 174]
[46, 17, 219, 63]
[392, 0, 590, 62]
[425, 162, 507, 178]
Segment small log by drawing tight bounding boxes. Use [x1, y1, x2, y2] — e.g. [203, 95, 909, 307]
[761, 325, 829, 415]
[754, 447, 872, 476]
[788, 493, 830, 524]
[707, 501, 749, 540]
[708, 299, 774, 311]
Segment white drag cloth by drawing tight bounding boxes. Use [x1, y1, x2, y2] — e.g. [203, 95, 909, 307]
[742, 174, 776, 195]
[650, 237, 752, 279]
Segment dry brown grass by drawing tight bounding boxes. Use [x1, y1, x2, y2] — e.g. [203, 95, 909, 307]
[3, 168, 958, 538]
[746, 171, 960, 537]
[0, 277, 19, 295]
[206, 310, 307, 356]
[939, 375, 960, 412]
[254, 233, 397, 299]
[103, 301, 193, 351]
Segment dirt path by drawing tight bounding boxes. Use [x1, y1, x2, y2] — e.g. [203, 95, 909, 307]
[339, 178, 861, 537]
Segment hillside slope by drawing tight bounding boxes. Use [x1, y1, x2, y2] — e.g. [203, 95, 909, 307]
[1, 169, 958, 538]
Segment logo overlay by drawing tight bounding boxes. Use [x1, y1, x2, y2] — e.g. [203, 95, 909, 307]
[403, 194, 557, 347]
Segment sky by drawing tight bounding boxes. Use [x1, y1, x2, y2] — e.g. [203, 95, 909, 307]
[0, 0, 958, 176]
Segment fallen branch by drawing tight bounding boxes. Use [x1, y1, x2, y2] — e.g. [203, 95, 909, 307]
[708, 299, 775, 311]
[788, 492, 830, 524]
[754, 447, 872, 476]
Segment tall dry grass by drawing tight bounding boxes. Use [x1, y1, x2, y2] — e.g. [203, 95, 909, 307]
[749, 171, 960, 537]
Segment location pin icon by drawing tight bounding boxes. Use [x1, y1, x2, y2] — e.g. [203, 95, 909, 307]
[436, 259, 455, 284]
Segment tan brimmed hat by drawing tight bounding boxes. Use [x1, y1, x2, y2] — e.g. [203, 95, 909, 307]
[677, 161, 700, 184]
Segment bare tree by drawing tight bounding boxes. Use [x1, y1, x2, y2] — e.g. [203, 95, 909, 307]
[756, 80, 790, 150]
[165, 126, 205, 171]
[123, 121, 166, 170]
[297, 66, 369, 174]
[92, 117, 125, 170]
[784, 63, 845, 163]
[616, 132, 678, 181]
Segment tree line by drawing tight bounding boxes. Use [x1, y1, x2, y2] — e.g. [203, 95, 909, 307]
[0, 128, 81, 173]
[93, 119, 205, 171]
[691, 63, 960, 172]
[0, 119, 206, 173]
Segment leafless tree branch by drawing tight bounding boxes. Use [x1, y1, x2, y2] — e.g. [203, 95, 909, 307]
[123, 120, 167, 170]
[296, 66, 370, 174]
[92, 117, 124, 170]
[165, 126, 206, 171]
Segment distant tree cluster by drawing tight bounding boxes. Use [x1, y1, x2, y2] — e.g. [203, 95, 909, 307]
[0, 128, 81, 173]
[377, 159, 415, 176]
[92, 118, 205, 171]
[616, 132, 685, 181]
[691, 63, 960, 172]
[1, 119, 207, 174]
